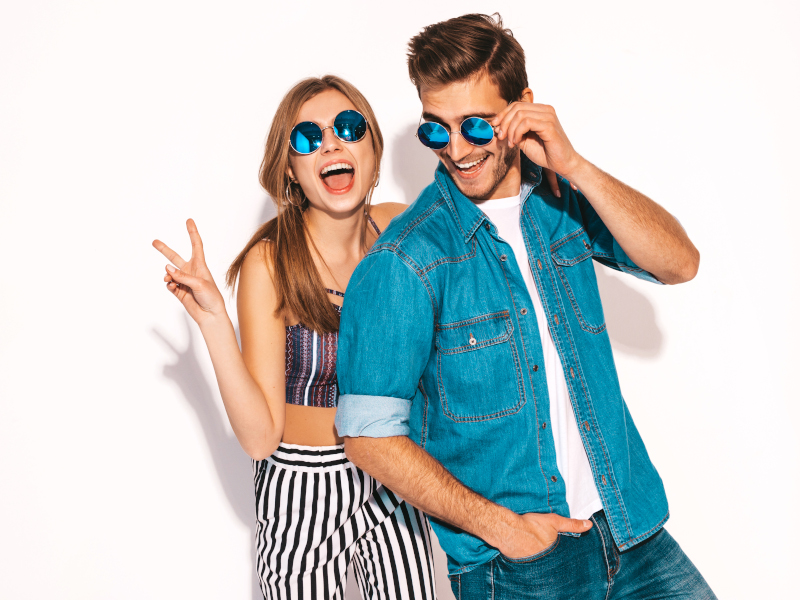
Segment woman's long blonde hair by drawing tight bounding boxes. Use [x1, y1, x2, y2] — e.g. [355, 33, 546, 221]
[226, 75, 383, 334]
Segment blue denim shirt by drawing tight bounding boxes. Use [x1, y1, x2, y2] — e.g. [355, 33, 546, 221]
[335, 156, 669, 575]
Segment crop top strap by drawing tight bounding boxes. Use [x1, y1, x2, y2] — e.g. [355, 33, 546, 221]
[326, 288, 345, 298]
[367, 213, 382, 236]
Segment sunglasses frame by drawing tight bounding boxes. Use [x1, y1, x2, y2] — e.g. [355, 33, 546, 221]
[415, 115, 497, 150]
[289, 110, 369, 155]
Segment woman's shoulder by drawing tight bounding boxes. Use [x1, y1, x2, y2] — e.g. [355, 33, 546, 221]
[239, 239, 277, 297]
[370, 202, 408, 232]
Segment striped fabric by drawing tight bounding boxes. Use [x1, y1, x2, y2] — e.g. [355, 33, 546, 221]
[285, 305, 341, 408]
[254, 444, 437, 600]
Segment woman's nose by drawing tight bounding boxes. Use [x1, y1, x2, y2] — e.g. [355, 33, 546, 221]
[318, 127, 343, 154]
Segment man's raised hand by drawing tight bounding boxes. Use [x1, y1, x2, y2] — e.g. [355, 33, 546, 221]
[152, 219, 226, 326]
[492, 101, 584, 184]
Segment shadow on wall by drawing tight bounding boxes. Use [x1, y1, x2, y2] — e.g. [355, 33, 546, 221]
[152, 316, 262, 600]
[391, 123, 440, 204]
[594, 264, 664, 358]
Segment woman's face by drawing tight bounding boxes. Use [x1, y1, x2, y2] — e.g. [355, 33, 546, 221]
[287, 89, 376, 216]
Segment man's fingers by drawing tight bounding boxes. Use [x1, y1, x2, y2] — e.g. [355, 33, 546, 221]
[152, 239, 187, 269]
[555, 515, 593, 533]
[493, 103, 555, 139]
[186, 218, 205, 260]
[544, 169, 561, 198]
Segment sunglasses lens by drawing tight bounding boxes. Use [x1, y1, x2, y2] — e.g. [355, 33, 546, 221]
[290, 121, 323, 154]
[461, 117, 494, 146]
[334, 110, 367, 142]
[417, 122, 450, 149]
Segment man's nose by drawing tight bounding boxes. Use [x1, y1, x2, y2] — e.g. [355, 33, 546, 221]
[319, 127, 343, 154]
[448, 131, 473, 161]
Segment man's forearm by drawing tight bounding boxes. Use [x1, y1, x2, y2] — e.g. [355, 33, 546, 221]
[344, 435, 593, 557]
[566, 158, 700, 284]
[345, 435, 518, 549]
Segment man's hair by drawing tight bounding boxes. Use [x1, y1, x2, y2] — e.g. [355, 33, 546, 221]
[407, 13, 527, 102]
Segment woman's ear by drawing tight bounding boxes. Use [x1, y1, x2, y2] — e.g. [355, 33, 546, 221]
[286, 164, 296, 182]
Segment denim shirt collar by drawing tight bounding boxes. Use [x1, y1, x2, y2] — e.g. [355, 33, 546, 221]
[434, 153, 544, 244]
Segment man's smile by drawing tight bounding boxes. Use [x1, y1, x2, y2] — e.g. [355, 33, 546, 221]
[450, 154, 490, 179]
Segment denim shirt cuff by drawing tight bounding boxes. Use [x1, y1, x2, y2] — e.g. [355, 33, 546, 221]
[335, 395, 412, 438]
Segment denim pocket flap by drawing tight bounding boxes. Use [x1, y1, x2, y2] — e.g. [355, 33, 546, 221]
[436, 311, 513, 355]
[551, 229, 593, 266]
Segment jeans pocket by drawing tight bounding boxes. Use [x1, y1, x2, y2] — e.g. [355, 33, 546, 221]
[499, 534, 561, 564]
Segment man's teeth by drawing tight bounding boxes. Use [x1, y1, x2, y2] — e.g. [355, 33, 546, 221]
[455, 156, 488, 169]
[320, 163, 354, 175]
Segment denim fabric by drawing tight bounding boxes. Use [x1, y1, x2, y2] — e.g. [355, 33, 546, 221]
[336, 155, 669, 574]
[449, 511, 716, 600]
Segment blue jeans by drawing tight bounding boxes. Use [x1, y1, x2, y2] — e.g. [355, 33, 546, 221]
[449, 512, 716, 600]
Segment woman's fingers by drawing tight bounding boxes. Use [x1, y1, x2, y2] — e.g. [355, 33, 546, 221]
[166, 264, 205, 292]
[186, 218, 205, 262]
[152, 239, 187, 269]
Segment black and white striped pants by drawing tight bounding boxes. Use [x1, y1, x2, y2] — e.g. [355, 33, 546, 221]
[253, 443, 437, 600]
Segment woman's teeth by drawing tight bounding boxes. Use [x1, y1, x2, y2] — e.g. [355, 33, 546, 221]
[320, 162, 355, 191]
[320, 162, 353, 175]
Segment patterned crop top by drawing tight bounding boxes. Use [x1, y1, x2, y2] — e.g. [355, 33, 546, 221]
[284, 215, 381, 408]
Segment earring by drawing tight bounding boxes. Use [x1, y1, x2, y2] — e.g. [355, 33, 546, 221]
[285, 180, 297, 207]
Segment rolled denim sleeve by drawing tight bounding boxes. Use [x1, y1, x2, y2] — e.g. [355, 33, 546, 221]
[575, 188, 663, 285]
[335, 248, 434, 438]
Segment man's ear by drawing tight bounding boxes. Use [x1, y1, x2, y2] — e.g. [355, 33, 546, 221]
[519, 88, 534, 103]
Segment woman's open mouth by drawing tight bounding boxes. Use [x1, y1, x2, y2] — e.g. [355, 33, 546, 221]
[319, 161, 355, 194]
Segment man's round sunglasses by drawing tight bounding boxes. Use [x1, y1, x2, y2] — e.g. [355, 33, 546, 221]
[289, 110, 368, 155]
[416, 117, 495, 150]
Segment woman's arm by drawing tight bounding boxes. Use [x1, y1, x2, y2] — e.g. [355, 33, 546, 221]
[154, 219, 285, 460]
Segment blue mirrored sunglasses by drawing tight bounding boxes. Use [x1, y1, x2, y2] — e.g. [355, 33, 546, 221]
[289, 110, 368, 155]
[416, 117, 495, 150]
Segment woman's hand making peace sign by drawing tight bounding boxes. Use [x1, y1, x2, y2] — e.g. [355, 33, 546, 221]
[152, 218, 227, 326]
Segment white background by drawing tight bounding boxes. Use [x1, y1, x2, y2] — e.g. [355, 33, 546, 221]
[1, 1, 798, 598]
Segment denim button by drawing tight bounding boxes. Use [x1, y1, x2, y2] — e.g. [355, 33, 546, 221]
[551, 475, 558, 482]
[520, 308, 528, 315]
[542, 422, 546, 429]
[583, 240, 590, 250]
[500, 254, 507, 261]
[469, 333, 477, 346]
[533, 364, 539, 372]
[537, 259, 542, 270]
[485, 222, 490, 231]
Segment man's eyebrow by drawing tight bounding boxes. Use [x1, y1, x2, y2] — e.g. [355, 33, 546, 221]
[422, 111, 497, 125]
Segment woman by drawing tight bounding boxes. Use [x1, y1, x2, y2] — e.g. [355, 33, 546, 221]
[153, 76, 437, 600]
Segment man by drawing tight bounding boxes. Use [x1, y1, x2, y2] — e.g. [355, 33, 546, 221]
[335, 13, 715, 600]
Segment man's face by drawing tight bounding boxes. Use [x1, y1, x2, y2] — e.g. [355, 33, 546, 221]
[419, 73, 521, 201]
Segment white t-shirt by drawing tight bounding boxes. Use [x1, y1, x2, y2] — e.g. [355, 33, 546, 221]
[478, 193, 603, 519]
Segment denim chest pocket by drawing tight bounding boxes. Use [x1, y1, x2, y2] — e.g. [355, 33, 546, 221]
[435, 311, 525, 422]
[551, 228, 606, 334]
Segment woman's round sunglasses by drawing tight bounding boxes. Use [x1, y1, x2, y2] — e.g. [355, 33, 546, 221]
[416, 117, 495, 150]
[289, 110, 368, 155]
